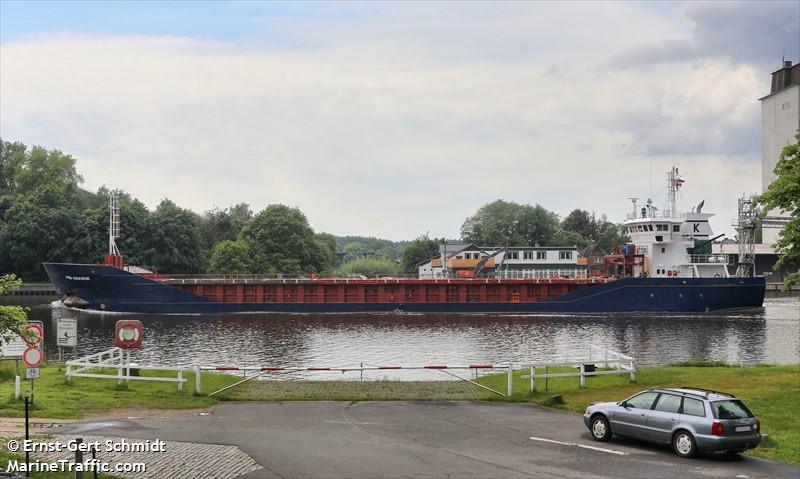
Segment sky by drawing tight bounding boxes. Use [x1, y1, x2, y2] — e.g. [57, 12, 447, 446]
[1, 1, 798, 241]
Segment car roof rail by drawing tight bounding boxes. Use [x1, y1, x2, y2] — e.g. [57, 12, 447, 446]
[678, 386, 734, 398]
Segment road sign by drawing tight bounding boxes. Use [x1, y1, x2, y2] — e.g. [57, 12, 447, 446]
[22, 347, 43, 368]
[22, 321, 43, 347]
[57, 318, 78, 348]
[0, 333, 26, 358]
[25, 368, 40, 379]
[115, 320, 142, 349]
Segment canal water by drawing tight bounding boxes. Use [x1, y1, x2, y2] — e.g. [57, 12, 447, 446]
[14, 297, 799, 380]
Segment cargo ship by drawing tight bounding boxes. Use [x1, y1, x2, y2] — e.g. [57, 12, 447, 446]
[43, 168, 765, 314]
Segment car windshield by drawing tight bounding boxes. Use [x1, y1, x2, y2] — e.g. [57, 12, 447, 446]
[712, 400, 753, 419]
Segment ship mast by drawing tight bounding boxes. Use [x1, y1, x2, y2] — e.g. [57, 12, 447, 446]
[666, 166, 683, 218]
[109, 192, 120, 256]
[103, 191, 124, 268]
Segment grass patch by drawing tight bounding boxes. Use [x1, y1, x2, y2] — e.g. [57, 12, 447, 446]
[476, 363, 800, 464]
[0, 360, 240, 419]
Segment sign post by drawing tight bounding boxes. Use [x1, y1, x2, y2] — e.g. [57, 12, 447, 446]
[115, 320, 143, 384]
[21, 321, 44, 404]
[57, 317, 78, 362]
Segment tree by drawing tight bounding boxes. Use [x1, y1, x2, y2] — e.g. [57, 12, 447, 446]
[208, 240, 252, 274]
[0, 184, 88, 280]
[199, 203, 253, 250]
[401, 234, 441, 273]
[460, 200, 560, 246]
[561, 209, 596, 239]
[141, 199, 203, 273]
[755, 131, 800, 290]
[0, 274, 27, 346]
[240, 204, 332, 273]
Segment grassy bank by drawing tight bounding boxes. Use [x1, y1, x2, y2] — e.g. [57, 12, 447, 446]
[0, 361, 240, 419]
[475, 363, 800, 464]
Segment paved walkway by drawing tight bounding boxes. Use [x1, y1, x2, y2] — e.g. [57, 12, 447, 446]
[34, 434, 261, 479]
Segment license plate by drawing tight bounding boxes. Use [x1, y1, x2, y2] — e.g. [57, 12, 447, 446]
[735, 426, 751, 432]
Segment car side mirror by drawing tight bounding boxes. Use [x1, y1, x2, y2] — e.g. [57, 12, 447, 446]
[618, 401, 628, 408]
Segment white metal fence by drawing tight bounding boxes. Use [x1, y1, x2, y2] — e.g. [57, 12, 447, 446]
[66, 347, 187, 391]
[520, 345, 636, 391]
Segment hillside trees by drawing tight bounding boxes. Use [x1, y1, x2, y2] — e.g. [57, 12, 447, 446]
[401, 234, 441, 274]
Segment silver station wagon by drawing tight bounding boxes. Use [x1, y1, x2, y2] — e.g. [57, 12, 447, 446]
[583, 387, 761, 457]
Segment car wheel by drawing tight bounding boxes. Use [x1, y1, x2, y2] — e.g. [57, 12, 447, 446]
[672, 431, 697, 458]
[590, 415, 612, 442]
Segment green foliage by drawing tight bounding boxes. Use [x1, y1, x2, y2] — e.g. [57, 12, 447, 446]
[240, 204, 332, 273]
[401, 234, 441, 273]
[461, 200, 560, 246]
[141, 199, 203, 273]
[336, 236, 408, 261]
[755, 131, 800, 290]
[337, 257, 401, 275]
[199, 203, 253, 250]
[0, 274, 27, 346]
[208, 240, 252, 274]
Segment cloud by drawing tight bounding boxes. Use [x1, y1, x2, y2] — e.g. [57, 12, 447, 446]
[0, 3, 781, 240]
[607, 1, 800, 69]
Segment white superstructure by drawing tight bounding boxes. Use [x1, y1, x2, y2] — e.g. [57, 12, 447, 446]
[621, 167, 729, 279]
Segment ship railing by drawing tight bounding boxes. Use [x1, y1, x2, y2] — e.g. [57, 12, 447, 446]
[689, 254, 730, 264]
[157, 271, 599, 284]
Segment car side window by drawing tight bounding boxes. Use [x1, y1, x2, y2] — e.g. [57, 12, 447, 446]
[625, 392, 659, 409]
[682, 398, 706, 417]
[654, 394, 681, 413]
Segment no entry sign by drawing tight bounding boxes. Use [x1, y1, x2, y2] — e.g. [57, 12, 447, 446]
[22, 322, 43, 347]
[22, 347, 44, 368]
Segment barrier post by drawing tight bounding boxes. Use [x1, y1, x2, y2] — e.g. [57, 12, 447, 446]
[75, 438, 84, 479]
[580, 364, 586, 388]
[195, 365, 202, 395]
[630, 362, 636, 383]
[177, 370, 183, 392]
[15, 375, 20, 400]
[507, 364, 513, 397]
[530, 367, 535, 392]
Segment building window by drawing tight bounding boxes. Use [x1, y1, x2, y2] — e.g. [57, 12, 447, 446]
[523, 251, 533, 260]
[559, 251, 572, 260]
[536, 251, 546, 260]
[508, 252, 519, 260]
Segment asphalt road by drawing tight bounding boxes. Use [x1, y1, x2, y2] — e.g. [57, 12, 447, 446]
[63, 401, 799, 479]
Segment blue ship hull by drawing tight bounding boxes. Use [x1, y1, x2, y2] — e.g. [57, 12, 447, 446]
[43, 263, 766, 314]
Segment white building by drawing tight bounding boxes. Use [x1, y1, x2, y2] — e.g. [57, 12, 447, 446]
[417, 244, 585, 279]
[759, 60, 799, 244]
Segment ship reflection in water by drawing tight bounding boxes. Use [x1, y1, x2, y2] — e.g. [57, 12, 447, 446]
[30, 298, 799, 380]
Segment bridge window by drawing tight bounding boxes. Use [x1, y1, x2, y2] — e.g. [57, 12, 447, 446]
[673, 225, 680, 232]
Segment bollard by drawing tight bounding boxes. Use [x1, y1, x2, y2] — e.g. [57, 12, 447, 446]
[579, 364, 586, 388]
[15, 375, 21, 400]
[507, 363, 513, 397]
[530, 367, 535, 392]
[630, 363, 637, 383]
[178, 370, 183, 392]
[195, 365, 202, 395]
